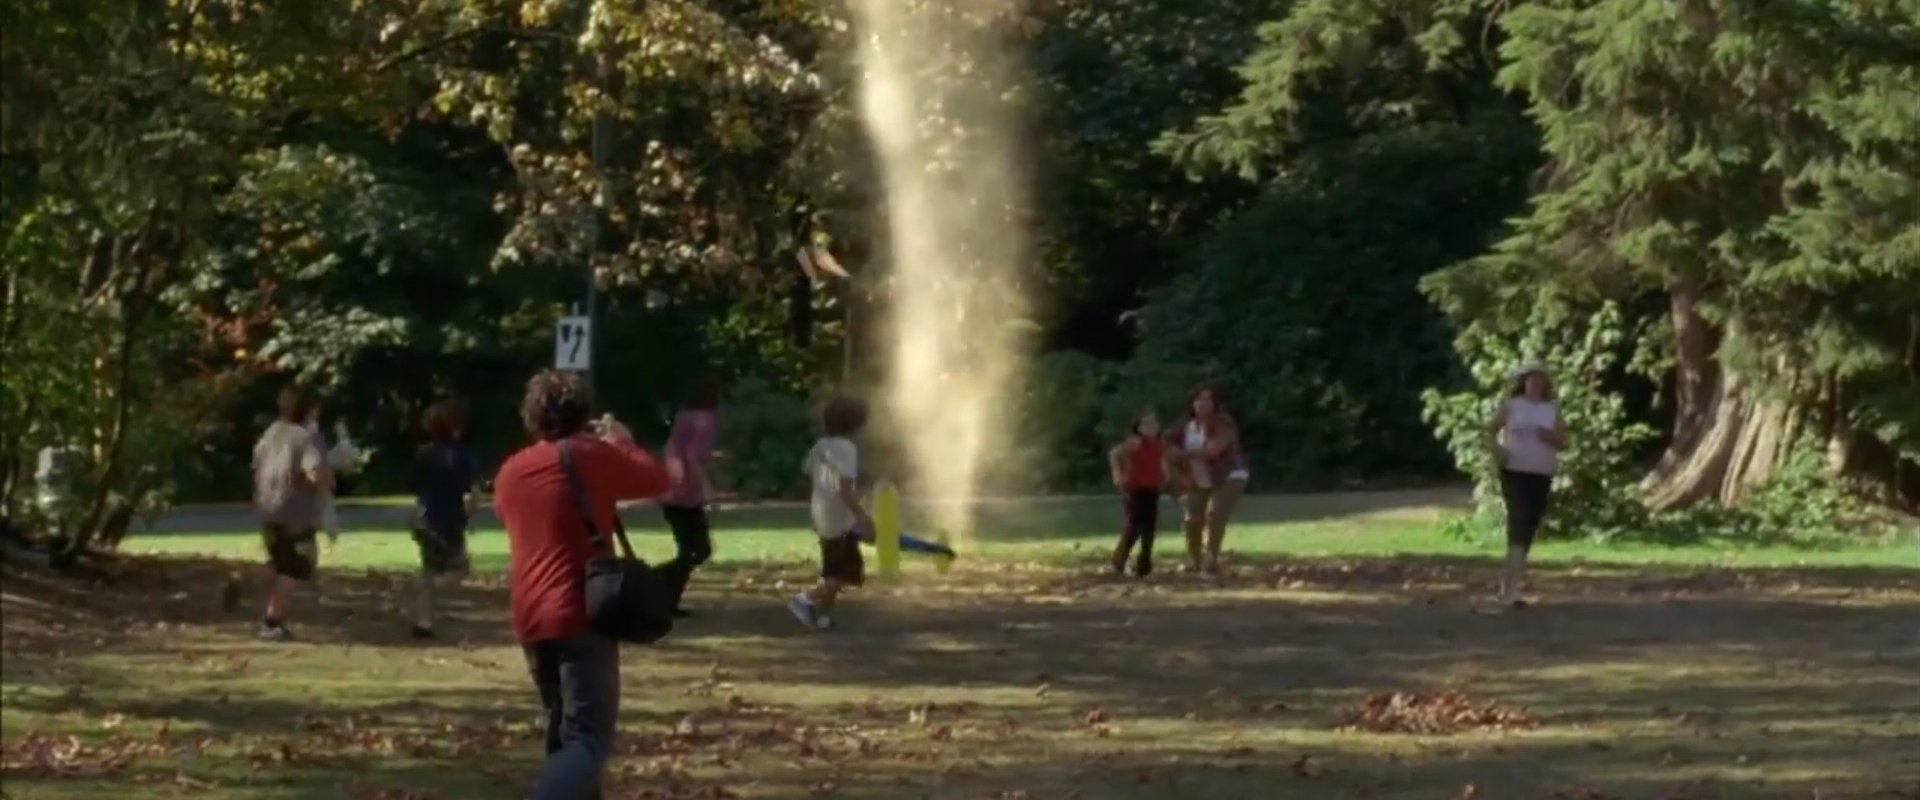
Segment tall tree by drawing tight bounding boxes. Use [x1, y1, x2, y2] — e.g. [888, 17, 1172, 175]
[1169, 0, 1920, 508]
[1140, 0, 1538, 486]
[1025, 0, 1293, 355]
[413, 0, 850, 330]
[0, 0, 437, 537]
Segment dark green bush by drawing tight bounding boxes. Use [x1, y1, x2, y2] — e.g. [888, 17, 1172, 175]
[1123, 121, 1535, 490]
[1646, 436, 1899, 547]
[713, 377, 816, 499]
[1422, 302, 1658, 542]
[999, 351, 1115, 491]
[1423, 302, 1896, 547]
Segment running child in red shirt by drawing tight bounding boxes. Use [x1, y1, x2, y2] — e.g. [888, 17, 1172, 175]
[1108, 409, 1170, 577]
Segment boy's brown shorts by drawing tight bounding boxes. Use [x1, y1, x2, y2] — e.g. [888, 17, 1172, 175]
[261, 522, 318, 581]
[413, 525, 470, 577]
[819, 533, 865, 587]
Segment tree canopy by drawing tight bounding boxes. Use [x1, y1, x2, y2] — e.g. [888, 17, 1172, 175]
[1164, 0, 1919, 517]
[3, 0, 1913, 544]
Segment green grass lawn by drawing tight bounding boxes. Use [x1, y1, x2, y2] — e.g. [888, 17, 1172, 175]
[4, 493, 1917, 799]
[131, 493, 1920, 572]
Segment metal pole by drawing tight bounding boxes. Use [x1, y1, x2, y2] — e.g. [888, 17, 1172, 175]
[583, 25, 612, 395]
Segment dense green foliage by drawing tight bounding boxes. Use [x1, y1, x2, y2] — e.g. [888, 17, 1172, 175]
[3, 0, 1913, 541]
[1166, 0, 1919, 534]
[1423, 302, 1661, 539]
[1126, 119, 1538, 488]
[1454, 0, 1920, 492]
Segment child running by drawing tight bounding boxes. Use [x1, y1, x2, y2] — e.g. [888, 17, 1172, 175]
[409, 399, 480, 638]
[789, 397, 873, 632]
[305, 416, 342, 549]
[660, 377, 720, 618]
[1108, 409, 1169, 577]
[250, 386, 332, 641]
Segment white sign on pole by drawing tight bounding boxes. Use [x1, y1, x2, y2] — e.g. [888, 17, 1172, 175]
[554, 315, 591, 371]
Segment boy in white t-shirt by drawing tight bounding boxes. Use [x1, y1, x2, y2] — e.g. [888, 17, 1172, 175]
[789, 397, 875, 631]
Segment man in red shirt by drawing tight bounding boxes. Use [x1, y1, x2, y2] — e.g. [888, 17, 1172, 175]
[494, 370, 670, 800]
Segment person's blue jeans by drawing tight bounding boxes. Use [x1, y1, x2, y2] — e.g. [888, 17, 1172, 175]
[525, 634, 619, 800]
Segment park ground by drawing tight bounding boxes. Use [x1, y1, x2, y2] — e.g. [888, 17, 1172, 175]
[3, 492, 1918, 799]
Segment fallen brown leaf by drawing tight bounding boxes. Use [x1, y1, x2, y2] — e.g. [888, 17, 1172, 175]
[1338, 690, 1539, 735]
[1549, 790, 1622, 800]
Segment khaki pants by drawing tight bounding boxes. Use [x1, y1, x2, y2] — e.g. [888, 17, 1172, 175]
[1183, 478, 1246, 567]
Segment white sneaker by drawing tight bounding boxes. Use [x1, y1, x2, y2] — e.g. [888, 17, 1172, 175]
[787, 594, 817, 629]
[815, 614, 834, 630]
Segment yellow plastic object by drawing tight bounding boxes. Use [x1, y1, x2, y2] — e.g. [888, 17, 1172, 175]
[874, 482, 902, 582]
[933, 530, 955, 575]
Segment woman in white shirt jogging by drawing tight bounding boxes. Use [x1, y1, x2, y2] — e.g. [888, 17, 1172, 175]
[1486, 360, 1567, 608]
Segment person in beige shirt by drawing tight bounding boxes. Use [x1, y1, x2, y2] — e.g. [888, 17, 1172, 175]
[1169, 385, 1250, 577]
[250, 386, 333, 641]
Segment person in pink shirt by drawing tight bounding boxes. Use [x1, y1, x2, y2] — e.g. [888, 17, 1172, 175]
[660, 377, 720, 617]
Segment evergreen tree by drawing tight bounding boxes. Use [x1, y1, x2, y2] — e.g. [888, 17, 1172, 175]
[1171, 0, 1920, 509]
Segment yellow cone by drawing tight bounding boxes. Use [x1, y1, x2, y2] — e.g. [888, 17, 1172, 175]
[934, 530, 954, 575]
[874, 482, 902, 582]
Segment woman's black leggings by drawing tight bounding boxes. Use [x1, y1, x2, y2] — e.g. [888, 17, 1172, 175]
[1112, 489, 1161, 576]
[1499, 470, 1553, 553]
[661, 505, 711, 608]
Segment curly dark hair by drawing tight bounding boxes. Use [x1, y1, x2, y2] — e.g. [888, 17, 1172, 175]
[686, 376, 722, 412]
[520, 370, 594, 441]
[424, 398, 469, 443]
[1188, 384, 1225, 417]
[276, 385, 319, 424]
[1130, 407, 1159, 438]
[822, 396, 868, 438]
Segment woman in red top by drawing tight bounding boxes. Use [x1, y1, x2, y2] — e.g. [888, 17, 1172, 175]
[493, 370, 671, 800]
[1108, 409, 1170, 577]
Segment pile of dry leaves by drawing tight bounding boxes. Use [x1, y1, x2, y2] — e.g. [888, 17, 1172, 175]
[1, 731, 161, 779]
[1339, 690, 1540, 735]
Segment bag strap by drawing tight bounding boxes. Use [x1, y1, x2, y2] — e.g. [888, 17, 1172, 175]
[556, 439, 637, 560]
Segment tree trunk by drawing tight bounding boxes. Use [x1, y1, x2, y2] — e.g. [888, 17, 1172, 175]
[843, 291, 856, 383]
[77, 230, 154, 546]
[0, 257, 22, 513]
[1827, 356, 1920, 511]
[788, 273, 813, 347]
[1641, 284, 1796, 510]
[1665, 281, 1719, 454]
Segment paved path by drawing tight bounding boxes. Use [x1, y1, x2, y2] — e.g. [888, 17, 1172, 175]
[138, 487, 1471, 535]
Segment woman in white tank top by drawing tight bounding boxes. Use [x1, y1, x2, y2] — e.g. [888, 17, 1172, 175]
[1171, 386, 1249, 577]
[1484, 360, 1567, 608]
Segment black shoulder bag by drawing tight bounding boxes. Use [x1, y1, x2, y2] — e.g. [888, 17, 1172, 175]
[557, 439, 674, 644]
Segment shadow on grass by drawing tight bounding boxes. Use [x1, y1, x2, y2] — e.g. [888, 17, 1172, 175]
[674, 557, 1917, 797]
[136, 488, 1475, 539]
[5, 549, 1918, 799]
